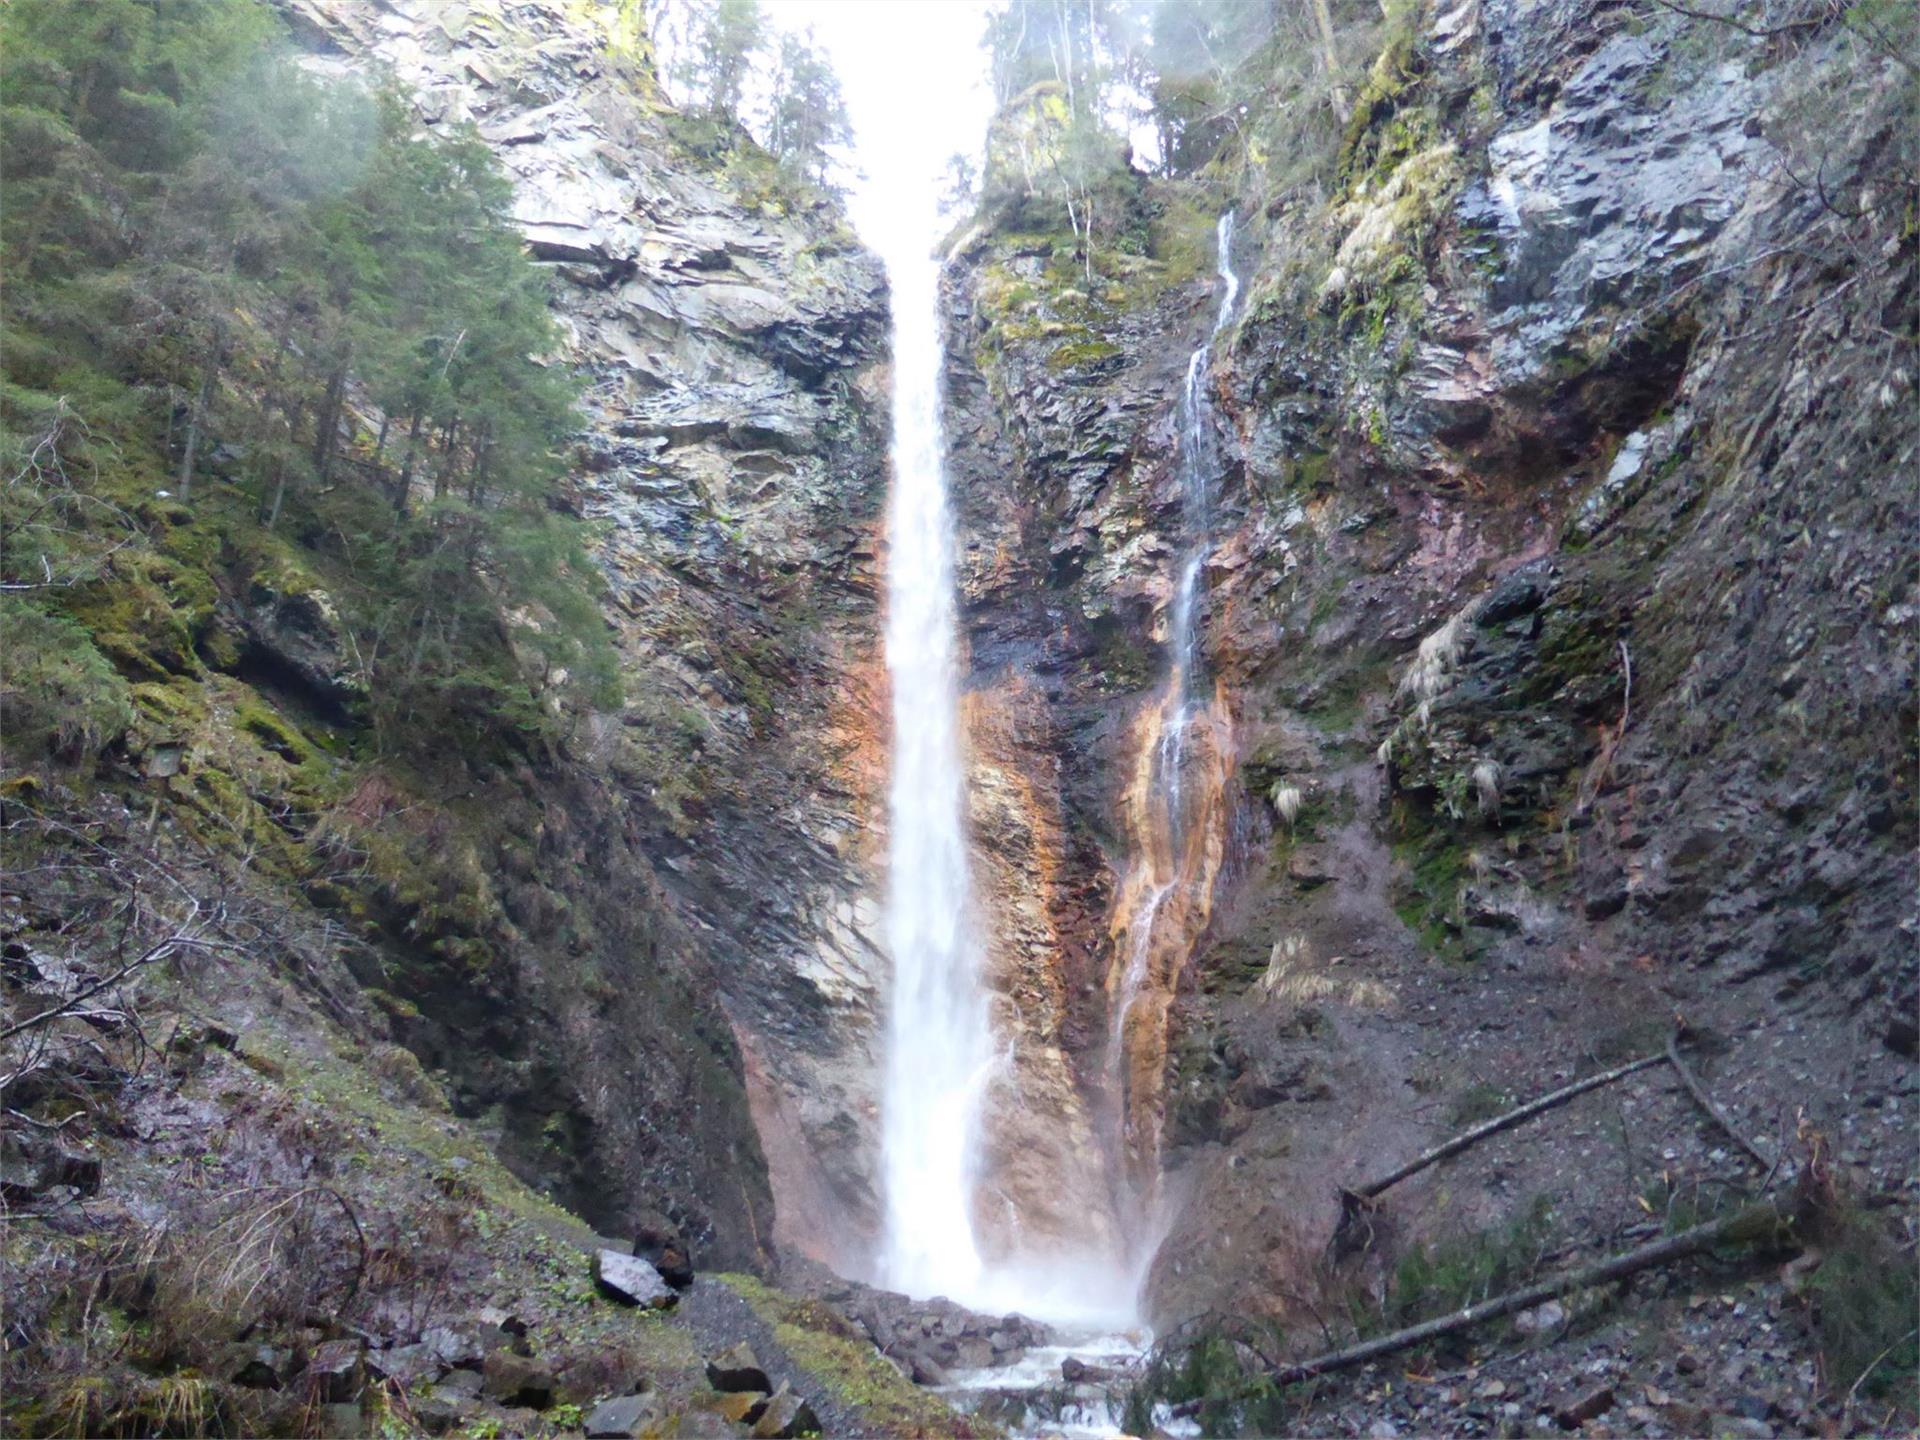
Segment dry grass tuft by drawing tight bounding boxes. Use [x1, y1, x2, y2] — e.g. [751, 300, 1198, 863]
[1259, 932, 1393, 1010]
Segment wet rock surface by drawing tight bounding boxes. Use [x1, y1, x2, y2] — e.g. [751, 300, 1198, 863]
[942, 0, 1916, 1429]
[837, 1282, 1052, 1379]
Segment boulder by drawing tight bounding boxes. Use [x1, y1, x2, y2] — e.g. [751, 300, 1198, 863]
[750, 1384, 820, 1440]
[595, 1249, 677, 1309]
[673, 1410, 746, 1439]
[238, 580, 365, 714]
[368, 1343, 442, 1388]
[1555, 1386, 1615, 1429]
[698, 1391, 765, 1424]
[1061, 1356, 1115, 1383]
[304, 1339, 364, 1403]
[585, 1393, 662, 1438]
[705, 1341, 771, 1394]
[908, 1354, 950, 1387]
[0, 1132, 102, 1202]
[408, 1390, 472, 1436]
[229, 1343, 295, 1390]
[409, 1391, 473, 1436]
[633, 1208, 694, 1288]
[482, 1351, 555, 1409]
[435, 1369, 484, 1400]
[420, 1325, 492, 1371]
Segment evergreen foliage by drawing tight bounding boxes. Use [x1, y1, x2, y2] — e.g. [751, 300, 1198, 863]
[764, 30, 853, 187]
[665, 0, 766, 119]
[648, 0, 852, 190]
[0, 0, 618, 766]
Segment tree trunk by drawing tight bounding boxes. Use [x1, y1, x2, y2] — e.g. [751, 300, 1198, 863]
[370, 413, 391, 482]
[1352, 1052, 1669, 1201]
[1310, 0, 1351, 121]
[176, 336, 220, 503]
[1174, 1200, 1798, 1415]
[396, 410, 425, 514]
[469, 421, 494, 504]
[312, 350, 351, 488]
[434, 416, 459, 501]
[264, 455, 289, 531]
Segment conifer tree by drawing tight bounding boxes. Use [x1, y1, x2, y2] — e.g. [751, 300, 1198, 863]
[765, 30, 852, 186]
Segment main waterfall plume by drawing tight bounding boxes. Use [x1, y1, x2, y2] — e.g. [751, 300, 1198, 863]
[876, 197, 994, 1303]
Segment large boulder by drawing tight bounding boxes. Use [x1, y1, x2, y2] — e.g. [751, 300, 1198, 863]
[236, 577, 366, 715]
[585, 1393, 662, 1439]
[632, 1208, 694, 1289]
[481, 1351, 555, 1409]
[749, 1384, 820, 1440]
[594, 1249, 677, 1309]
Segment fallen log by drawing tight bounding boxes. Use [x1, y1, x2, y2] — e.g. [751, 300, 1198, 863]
[1349, 1051, 1668, 1202]
[1173, 1200, 1796, 1418]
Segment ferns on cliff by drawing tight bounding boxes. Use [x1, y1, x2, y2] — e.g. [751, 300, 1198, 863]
[0, 0, 618, 765]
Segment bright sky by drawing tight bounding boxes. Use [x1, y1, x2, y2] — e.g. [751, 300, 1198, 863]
[757, 1, 996, 255]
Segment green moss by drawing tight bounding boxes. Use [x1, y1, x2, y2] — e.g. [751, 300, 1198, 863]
[1046, 338, 1123, 371]
[1388, 813, 1479, 963]
[64, 562, 204, 680]
[716, 1275, 982, 1437]
[231, 700, 316, 765]
[0, 599, 136, 758]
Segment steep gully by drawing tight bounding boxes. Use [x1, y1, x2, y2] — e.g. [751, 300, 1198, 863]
[873, 201, 1243, 1426]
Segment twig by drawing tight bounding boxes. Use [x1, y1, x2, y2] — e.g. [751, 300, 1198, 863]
[1175, 1200, 1797, 1415]
[1666, 1028, 1776, 1174]
[1642, 0, 1831, 41]
[4, 1106, 85, 1132]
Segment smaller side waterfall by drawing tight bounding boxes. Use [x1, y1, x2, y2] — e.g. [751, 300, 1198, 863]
[1105, 210, 1240, 1231]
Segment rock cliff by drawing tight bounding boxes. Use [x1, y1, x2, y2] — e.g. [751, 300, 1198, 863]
[275, 0, 901, 1275]
[940, 0, 1916, 1372]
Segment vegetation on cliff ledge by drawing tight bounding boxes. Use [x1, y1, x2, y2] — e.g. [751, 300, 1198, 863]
[2, 0, 619, 773]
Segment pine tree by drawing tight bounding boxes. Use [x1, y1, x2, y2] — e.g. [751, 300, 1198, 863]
[669, 0, 765, 118]
[764, 31, 851, 187]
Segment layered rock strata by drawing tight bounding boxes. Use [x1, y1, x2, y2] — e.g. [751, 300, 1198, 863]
[280, 0, 895, 1271]
[941, 0, 1916, 1331]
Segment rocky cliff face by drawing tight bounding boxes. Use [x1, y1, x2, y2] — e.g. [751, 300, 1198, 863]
[276, 0, 896, 1272]
[942, 0, 1915, 1348]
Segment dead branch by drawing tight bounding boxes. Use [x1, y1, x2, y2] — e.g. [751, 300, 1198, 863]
[1176, 1199, 1798, 1415]
[1666, 1028, 1777, 1174]
[1642, 0, 1834, 41]
[1347, 1051, 1668, 1203]
[0, 929, 241, 1045]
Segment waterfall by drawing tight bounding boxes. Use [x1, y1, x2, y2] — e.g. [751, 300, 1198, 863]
[876, 203, 994, 1303]
[1105, 210, 1240, 1217]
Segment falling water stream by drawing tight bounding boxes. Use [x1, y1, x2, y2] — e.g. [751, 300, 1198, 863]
[1104, 211, 1241, 1215]
[873, 208, 1239, 1437]
[876, 197, 996, 1307]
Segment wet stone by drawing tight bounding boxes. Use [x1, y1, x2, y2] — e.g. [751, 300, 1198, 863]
[706, 1341, 771, 1394]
